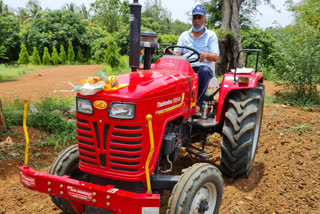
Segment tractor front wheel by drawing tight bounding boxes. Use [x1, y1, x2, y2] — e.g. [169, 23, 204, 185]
[220, 83, 265, 178]
[167, 163, 223, 214]
[49, 144, 88, 214]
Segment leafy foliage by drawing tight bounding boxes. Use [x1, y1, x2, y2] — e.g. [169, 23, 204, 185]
[104, 38, 120, 71]
[76, 46, 84, 63]
[51, 47, 59, 65]
[31, 46, 41, 65]
[0, 45, 8, 61]
[42, 47, 51, 65]
[0, 16, 20, 62]
[18, 43, 30, 64]
[67, 41, 75, 63]
[3, 97, 77, 144]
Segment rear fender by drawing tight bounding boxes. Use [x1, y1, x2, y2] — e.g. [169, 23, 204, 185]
[216, 72, 264, 126]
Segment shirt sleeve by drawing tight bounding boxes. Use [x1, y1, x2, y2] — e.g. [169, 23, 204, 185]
[208, 32, 220, 57]
[174, 33, 185, 54]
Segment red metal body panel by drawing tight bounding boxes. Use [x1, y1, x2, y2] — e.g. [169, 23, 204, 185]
[77, 57, 198, 182]
[19, 166, 160, 214]
[215, 71, 264, 125]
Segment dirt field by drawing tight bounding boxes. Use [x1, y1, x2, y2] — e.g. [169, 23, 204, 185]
[0, 65, 319, 214]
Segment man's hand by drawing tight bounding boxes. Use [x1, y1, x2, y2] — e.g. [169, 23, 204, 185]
[199, 52, 206, 62]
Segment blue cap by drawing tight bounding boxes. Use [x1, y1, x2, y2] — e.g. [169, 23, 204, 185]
[192, 5, 206, 16]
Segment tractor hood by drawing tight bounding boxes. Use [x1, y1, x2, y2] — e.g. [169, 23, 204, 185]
[94, 69, 190, 101]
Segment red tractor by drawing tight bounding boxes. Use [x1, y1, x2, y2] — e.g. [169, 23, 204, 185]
[18, 1, 264, 213]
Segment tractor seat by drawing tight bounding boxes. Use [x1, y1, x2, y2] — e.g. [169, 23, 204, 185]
[231, 67, 255, 74]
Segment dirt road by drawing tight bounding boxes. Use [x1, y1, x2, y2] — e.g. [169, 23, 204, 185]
[0, 65, 319, 214]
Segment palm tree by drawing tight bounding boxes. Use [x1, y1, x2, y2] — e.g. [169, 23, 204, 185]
[64, 3, 78, 13]
[26, 0, 42, 19]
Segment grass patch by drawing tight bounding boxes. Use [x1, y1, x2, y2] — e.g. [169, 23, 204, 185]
[0, 64, 55, 83]
[3, 97, 77, 146]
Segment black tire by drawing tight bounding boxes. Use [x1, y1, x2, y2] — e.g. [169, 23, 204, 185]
[49, 144, 87, 214]
[167, 163, 223, 214]
[220, 83, 265, 178]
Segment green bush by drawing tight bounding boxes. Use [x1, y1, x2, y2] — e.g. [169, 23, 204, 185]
[42, 47, 51, 64]
[31, 46, 41, 65]
[3, 97, 77, 144]
[59, 45, 67, 64]
[77, 46, 84, 63]
[104, 38, 120, 71]
[67, 41, 75, 63]
[18, 44, 30, 64]
[271, 24, 320, 106]
[51, 47, 59, 65]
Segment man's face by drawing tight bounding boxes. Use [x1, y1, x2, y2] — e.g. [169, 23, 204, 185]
[192, 15, 206, 29]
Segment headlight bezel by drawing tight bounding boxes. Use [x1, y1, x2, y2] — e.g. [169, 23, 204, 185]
[76, 97, 94, 115]
[108, 102, 136, 120]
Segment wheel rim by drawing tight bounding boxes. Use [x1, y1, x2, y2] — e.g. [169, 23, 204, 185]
[190, 182, 217, 214]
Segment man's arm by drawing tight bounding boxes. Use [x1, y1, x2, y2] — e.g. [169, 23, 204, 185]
[199, 52, 218, 62]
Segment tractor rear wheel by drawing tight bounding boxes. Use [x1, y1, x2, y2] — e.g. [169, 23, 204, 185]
[49, 144, 88, 214]
[167, 163, 223, 214]
[220, 83, 264, 178]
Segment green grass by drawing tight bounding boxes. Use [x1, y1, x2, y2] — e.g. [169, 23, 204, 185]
[0, 64, 55, 82]
[3, 97, 77, 145]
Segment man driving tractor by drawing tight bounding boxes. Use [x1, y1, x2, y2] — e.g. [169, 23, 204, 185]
[170, 4, 219, 116]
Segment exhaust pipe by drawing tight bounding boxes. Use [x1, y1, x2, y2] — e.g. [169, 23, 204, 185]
[129, 0, 142, 72]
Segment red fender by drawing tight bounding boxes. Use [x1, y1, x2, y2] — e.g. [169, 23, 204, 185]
[215, 72, 264, 125]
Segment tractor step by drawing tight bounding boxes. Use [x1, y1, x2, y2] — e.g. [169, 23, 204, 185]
[187, 146, 213, 160]
[191, 117, 217, 128]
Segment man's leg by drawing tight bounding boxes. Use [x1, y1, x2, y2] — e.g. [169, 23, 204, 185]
[194, 66, 213, 107]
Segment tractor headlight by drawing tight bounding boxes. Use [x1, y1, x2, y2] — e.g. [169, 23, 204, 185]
[76, 97, 93, 115]
[108, 102, 136, 119]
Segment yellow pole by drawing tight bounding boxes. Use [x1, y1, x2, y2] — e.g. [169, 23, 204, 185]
[145, 114, 155, 195]
[23, 99, 30, 165]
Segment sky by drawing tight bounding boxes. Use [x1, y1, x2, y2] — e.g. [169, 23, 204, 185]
[3, 0, 297, 29]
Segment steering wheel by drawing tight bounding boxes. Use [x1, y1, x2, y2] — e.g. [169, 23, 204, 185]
[164, 45, 200, 63]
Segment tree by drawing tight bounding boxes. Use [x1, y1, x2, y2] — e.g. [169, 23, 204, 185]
[42, 47, 51, 64]
[104, 38, 120, 71]
[59, 45, 67, 64]
[26, 0, 42, 19]
[67, 41, 75, 63]
[0, 16, 21, 62]
[289, 0, 320, 30]
[201, 0, 272, 74]
[51, 47, 59, 65]
[0, 0, 9, 17]
[77, 46, 84, 63]
[95, 52, 100, 64]
[91, 0, 122, 33]
[31, 46, 41, 65]
[18, 43, 30, 64]
[0, 45, 8, 62]
[64, 3, 78, 13]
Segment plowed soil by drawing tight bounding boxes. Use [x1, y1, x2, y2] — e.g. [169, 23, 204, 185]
[0, 65, 319, 214]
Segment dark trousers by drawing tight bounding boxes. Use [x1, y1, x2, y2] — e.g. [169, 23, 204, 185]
[192, 66, 213, 107]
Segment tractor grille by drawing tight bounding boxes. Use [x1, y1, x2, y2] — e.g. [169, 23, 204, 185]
[76, 118, 144, 174]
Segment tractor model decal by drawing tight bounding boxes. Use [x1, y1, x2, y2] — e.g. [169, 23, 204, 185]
[67, 186, 93, 202]
[156, 93, 185, 115]
[19, 171, 35, 188]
